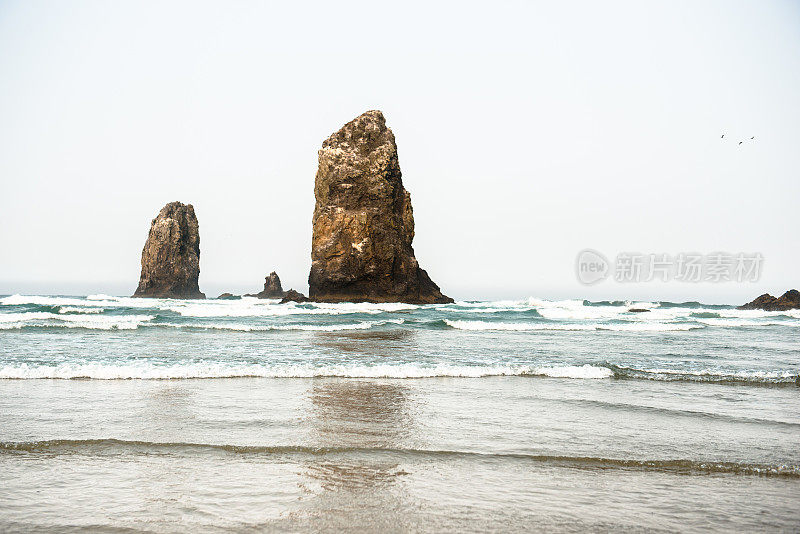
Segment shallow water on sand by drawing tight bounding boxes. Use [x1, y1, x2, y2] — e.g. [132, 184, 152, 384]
[0, 295, 799, 531]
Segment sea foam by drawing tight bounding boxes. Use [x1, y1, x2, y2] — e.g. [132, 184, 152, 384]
[0, 362, 613, 380]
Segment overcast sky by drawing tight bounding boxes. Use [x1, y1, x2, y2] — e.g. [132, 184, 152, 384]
[1, 0, 798, 303]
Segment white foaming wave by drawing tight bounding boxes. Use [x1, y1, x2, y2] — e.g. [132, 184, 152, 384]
[525, 297, 622, 320]
[86, 294, 117, 300]
[156, 319, 404, 332]
[696, 318, 799, 328]
[530, 364, 613, 379]
[0, 312, 154, 330]
[58, 307, 104, 314]
[438, 306, 537, 314]
[598, 323, 703, 331]
[167, 300, 419, 318]
[0, 294, 157, 310]
[0, 361, 612, 380]
[312, 301, 419, 313]
[0, 312, 54, 322]
[716, 308, 800, 319]
[635, 308, 696, 320]
[439, 300, 535, 311]
[526, 297, 586, 308]
[620, 366, 798, 381]
[445, 320, 596, 331]
[167, 302, 306, 317]
[445, 319, 703, 332]
[1, 295, 98, 307]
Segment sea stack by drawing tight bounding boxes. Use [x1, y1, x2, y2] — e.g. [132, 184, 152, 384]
[246, 271, 285, 299]
[308, 110, 453, 304]
[738, 290, 800, 311]
[132, 201, 205, 299]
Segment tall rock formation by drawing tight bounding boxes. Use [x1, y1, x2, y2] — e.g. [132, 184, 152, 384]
[132, 201, 205, 299]
[308, 110, 452, 304]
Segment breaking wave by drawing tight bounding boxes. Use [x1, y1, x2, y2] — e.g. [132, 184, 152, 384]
[1, 361, 794, 385]
[0, 362, 612, 380]
[443, 319, 703, 332]
[2, 439, 796, 478]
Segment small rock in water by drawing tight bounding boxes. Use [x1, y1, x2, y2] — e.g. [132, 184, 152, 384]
[280, 289, 308, 304]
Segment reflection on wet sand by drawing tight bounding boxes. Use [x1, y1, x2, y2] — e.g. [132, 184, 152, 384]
[132, 383, 199, 519]
[309, 380, 411, 448]
[293, 378, 417, 524]
[313, 328, 416, 357]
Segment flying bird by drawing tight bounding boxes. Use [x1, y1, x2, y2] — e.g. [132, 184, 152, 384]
[738, 141, 743, 145]
[750, 136, 755, 140]
[721, 134, 725, 138]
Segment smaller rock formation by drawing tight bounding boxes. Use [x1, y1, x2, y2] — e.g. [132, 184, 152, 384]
[217, 293, 239, 300]
[628, 308, 650, 313]
[245, 271, 285, 299]
[280, 289, 309, 304]
[133, 201, 205, 299]
[738, 289, 800, 311]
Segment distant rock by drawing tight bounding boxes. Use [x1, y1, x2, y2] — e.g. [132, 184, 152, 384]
[308, 110, 452, 304]
[738, 290, 800, 311]
[245, 271, 285, 299]
[628, 308, 650, 313]
[217, 293, 239, 300]
[280, 289, 308, 304]
[133, 201, 205, 299]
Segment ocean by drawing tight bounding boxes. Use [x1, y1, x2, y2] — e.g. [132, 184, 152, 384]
[0, 294, 798, 532]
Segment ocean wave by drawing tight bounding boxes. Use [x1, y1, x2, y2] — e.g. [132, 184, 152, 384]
[2, 439, 796, 478]
[0, 312, 154, 330]
[0, 312, 404, 332]
[1, 294, 155, 310]
[58, 307, 104, 314]
[443, 319, 702, 332]
[526, 364, 613, 379]
[156, 319, 405, 332]
[0, 362, 611, 380]
[166, 301, 418, 318]
[1, 295, 101, 307]
[3, 295, 798, 331]
[600, 323, 702, 331]
[1, 360, 794, 385]
[445, 319, 595, 331]
[695, 318, 799, 328]
[609, 364, 799, 385]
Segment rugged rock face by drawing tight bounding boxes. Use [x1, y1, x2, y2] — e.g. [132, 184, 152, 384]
[245, 271, 285, 299]
[308, 110, 452, 304]
[280, 289, 309, 304]
[738, 289, 800, 311]
[133, 202, 205, 299]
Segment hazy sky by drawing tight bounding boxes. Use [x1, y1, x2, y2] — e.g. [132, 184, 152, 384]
[1, 0, 798, 303]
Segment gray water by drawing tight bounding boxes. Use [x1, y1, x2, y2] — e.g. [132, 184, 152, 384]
[1, 295, 798, 532]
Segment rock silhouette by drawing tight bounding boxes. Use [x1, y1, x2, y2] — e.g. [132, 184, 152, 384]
[280, 289, 309, 304]
[132, 202, 205, 299]
[738, 290, 800, 311]
[245, 271, 285, 299]
[308, 110, 452, 304]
